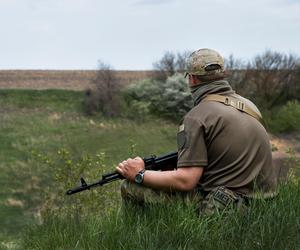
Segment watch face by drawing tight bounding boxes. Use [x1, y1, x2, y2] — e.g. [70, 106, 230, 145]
[135, 173, 143, 184]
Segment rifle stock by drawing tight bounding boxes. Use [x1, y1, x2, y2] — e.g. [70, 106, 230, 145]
[66, 151, 178, 195]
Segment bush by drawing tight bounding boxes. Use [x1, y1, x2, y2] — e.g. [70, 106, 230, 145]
[33, 149, 121, 220]
[124, 74, 193, 121]
[85, 61, 122, 117]
[266, 100, 300, 133]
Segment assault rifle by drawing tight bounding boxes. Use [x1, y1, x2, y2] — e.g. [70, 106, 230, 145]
[66, 151, 178, 195]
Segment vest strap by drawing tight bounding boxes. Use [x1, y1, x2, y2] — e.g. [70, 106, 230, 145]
[202, 94, 263, 124]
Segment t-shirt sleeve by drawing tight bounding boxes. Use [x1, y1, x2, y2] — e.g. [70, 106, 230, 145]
[177, 116, 208, 168]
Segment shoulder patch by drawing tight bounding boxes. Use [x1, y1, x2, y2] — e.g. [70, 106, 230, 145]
[177, 130, 187, 150]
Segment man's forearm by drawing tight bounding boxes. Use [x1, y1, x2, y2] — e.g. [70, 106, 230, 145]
[115, 157, 203, 192]
[142, 167, 203, 192]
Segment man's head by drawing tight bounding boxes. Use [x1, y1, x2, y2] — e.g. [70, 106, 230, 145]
[185, 48, 226, 86]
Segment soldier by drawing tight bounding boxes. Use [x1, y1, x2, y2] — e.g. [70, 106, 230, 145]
[116, 48, 277, 215]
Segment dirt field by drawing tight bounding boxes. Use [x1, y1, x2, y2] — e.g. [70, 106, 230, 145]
[0, 70, 156, 91]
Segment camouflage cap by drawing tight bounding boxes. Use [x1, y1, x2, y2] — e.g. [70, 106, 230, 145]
[185, 48, 225, 77]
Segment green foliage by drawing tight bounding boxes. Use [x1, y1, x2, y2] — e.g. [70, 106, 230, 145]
[124, 74, 193, 121]
[33, 149, 121, 219]
[266, 101, 300, 133]
[22, 181, 300, 250]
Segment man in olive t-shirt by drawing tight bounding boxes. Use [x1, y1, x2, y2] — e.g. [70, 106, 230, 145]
[116, 48, 277, 212]
[177, 81, 277, 199]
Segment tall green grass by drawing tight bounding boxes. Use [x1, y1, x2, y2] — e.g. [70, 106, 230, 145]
[21, 181, 300, 250]
[0, 89, 177, 246]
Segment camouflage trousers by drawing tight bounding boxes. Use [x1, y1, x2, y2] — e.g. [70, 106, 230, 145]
[121, 181, 248, 216]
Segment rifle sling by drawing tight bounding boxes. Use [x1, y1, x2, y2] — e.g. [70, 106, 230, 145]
[202, 94, 263, 125]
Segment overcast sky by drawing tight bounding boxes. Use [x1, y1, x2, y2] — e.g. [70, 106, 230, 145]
[0, 0, 299, 70]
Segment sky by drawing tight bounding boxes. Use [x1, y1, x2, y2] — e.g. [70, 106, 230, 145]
[0, 0, 299, 70]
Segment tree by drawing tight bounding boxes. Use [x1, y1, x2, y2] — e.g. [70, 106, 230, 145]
[153, 50, 191, 80]
[85, 61, 121, 117]
[225, 54, 248, 95]
[245, 50, 300, 109]
[225, 51, 300, 109]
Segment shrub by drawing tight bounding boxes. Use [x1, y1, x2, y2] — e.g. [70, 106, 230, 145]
[266, 100, 300, 133]
[85, 61, 122, 117]
[124, 74, 193, 121]
[33, 149, 120, 220]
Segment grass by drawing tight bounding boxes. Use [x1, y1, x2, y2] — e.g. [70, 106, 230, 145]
[21, 181, 300, 250]
[0, 89, 84, 111]
[0, 89, 177, 248]
[0, 89, 299, 249]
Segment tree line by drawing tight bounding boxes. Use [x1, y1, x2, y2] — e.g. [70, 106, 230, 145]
[84, 50, 300, 129]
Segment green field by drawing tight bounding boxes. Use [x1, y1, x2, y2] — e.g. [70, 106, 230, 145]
[0, 89, 299, 250]
[0, 89, 177, 248]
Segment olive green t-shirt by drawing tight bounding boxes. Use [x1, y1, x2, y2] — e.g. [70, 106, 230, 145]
[177, 94, 277, 198]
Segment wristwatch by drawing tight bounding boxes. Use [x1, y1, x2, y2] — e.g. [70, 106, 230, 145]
[134, 169, 146, 184]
